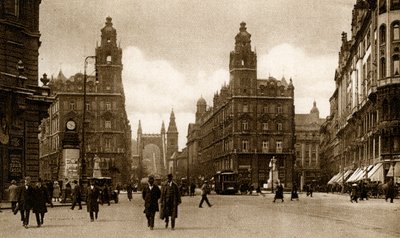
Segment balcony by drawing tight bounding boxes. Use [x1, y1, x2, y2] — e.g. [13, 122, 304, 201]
[378, 76, 400, 88]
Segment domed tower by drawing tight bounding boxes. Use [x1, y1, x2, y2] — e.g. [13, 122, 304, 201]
[229, 22, 257, 96]
[310, 100, 320, 120]
[196, 96, 207, 123]
[166, 109, 178, 161]
[95, 17, 123, 93]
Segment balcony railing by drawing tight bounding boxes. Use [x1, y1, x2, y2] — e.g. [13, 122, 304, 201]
[378, 76, 400, 87]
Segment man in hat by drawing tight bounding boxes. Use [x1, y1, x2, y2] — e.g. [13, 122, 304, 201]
[160, 173, 181, 230]
[199, 180, 213, 208]
[8, 180, 19, 212]
[17, 177, 35, 228]
[71, 180, 82, 210]
[142, 175, 161, 230]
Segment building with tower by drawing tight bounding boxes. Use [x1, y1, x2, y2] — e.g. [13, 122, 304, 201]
[137, 110, 179, 180]
[294, 101, 325, 190]
[187, 22, 295, 188]
[320, 0, 400, 186]
[38, 17, 132, 185]
[0, 0, 52, 199]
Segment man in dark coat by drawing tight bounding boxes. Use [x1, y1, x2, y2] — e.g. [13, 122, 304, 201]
[86, 180, 100, 222]
[273, 183, 284, 203]
[386, 179, 396, 203]
[142, 176, 161, 230]
[33, 179, 52, 227]
[18, 177, 35, 228]
[160, 173, 181, 230]
[71, 180, 82, 210]
[127, 183, 133, 201]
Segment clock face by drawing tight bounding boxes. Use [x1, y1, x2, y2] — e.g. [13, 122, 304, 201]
[66, 120, 76, 130]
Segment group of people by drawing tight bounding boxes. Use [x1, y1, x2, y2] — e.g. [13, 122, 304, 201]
[141, 173, 213, 230]
[349, 179, 398, 203]
[8, 177, 53, 228]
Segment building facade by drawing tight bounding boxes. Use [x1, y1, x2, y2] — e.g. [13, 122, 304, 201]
[294, 101, 325, 190]
[0, 0, 52, 198]
[188, 22, 295, 188]
[38, 17, 132, 185]
[320, 0, 400, 184]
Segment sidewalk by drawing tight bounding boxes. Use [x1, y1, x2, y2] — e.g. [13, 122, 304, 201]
[0, 200, 79, 210]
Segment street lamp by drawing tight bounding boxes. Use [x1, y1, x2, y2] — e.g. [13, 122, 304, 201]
[81, 56, 96, 182]
[269, 156, 277, 193]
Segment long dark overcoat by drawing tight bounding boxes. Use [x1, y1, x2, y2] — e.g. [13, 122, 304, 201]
[159, 181, 181, 219]
[33, 185, 50, 213]
[18, 185, 35, 210]
[86, 186, 100, 213]
[142, 185, 161, 215]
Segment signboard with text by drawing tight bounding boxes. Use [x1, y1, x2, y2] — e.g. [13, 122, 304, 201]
[62, 148, 80, 182]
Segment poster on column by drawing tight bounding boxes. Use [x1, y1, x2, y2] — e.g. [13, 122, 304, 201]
[62, 148, 80, 182]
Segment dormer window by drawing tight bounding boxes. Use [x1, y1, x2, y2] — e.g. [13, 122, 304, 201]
[106, 55, 112, 63]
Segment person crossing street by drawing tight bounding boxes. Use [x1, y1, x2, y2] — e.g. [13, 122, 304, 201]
[199, 180, 213, 208]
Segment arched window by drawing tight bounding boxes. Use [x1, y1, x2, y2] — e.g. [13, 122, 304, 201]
[381, 57, 387, 78]
[382, 99, 389, 119]
[106, 55, 112, 63]
[380, 0, 387, 14]
[391, 97, 400, 119]
[392, 21, 400, 41]
[380, 24, 387, 45]
[393, 54, 400, 76]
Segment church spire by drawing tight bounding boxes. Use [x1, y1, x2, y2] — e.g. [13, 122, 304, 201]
[167, 109, 178, 133]
[161, 121, 166, 134]
[137, 120, 142, 135]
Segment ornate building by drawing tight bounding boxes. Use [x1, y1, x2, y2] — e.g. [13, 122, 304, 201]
[0, 0, 52, 198]
[188, 22, 295, 188]
[320, 0, 400, 185]
[294, 101, 325, 189]
[137, 110, 179, 179]
[38, 17, 132, 185]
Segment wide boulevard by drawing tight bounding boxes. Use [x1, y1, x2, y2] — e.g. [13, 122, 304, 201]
[1, 192, 399, 238]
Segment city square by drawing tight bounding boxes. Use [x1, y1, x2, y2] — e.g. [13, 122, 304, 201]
[1, 192, 400, 238]
[1, 1, 400, 237]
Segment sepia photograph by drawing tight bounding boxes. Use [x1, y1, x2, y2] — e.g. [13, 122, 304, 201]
[0, 0, 400, 237]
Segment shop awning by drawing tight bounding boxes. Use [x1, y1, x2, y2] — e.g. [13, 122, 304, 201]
[386, 162, 400, 177]
[327, 171, 343, 185]
[336, 170, 353, 184]
[368, 163, 384, 182]
[346, 168, 362, 183]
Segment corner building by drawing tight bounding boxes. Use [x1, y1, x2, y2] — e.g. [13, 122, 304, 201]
[0, 0, 52, 198]
[320, 0, 400, 184]
[38, 17, 132, 185]
[191, 23, 295, 188]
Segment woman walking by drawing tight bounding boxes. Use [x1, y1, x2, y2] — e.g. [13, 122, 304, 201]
[52, 181, 61, 202]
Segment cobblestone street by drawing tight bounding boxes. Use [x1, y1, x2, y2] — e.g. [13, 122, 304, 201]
[1, 192, 400, 238]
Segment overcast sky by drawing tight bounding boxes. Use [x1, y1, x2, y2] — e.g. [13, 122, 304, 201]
[39, 0, 355, 149]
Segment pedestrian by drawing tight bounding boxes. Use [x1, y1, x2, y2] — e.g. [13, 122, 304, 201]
[17, 176, 35, 228]
[62, 182, 71, 203]
[160, 173, 181, 230]
[273, 183, 284, 203]
[102, 184, 110, 206]
[127, 183, 133, 201]
[53, 181, 61, 202]
[70, 180, 82, 210]
[291, 183, 299, 201]
[199, 180, 213, 208]
[190, 181, 196, 197]
[306, 184, 313, 197]
[385, 179, 396, 203]
[350, 183, 358, 203]
[8, 180, 19, 212]
[86, 180, 100, 222]
[142, 176, 161, 230]
[33, 179, 52, 227]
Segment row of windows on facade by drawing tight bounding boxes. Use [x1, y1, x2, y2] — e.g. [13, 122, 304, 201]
[241, 121, 285, 131]
[241, 140, 283, 153]
[46, 118, 114, 134]
[378, 21, 400, 78]
[379, 0, 400, 13]
[68, 101, 114, 111]
[41, 135, 119, 153]
[240, 104, 284, 113]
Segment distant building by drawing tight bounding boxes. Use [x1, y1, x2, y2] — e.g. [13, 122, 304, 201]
[320, 1, 400, 185]
[0, 0, 52, 198]
[38, 17, 132, 185]
[137, 110, 179, 179]
[188, 22, 295, 188]
[294, 101, 325, 190]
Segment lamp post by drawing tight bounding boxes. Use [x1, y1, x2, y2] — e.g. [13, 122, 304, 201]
[270, 156, 277, 193]
[81, 56, 96, 182]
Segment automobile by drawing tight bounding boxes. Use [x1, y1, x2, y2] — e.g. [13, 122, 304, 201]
[82, 177, 119, 204]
